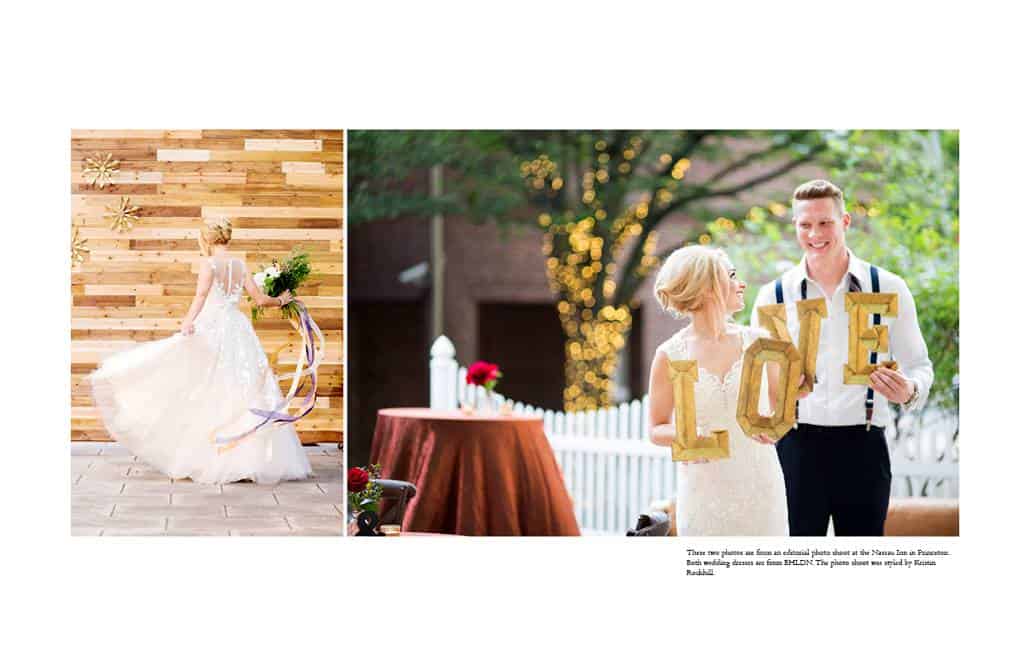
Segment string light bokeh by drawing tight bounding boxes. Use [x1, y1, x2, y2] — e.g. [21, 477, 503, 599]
[519, 134, 796, 412]
[523, 138, 662, 411]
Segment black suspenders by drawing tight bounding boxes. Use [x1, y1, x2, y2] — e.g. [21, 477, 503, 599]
[774, 277, 801, 428]
[774, 265, 881, 430]
[865, 265, 880, 430]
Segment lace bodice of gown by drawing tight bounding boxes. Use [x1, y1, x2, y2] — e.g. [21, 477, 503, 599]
[657, 324, 757, 440]
[193, 255, 272, 400]
[657, 323, 788, 536]
[208, 255, 246, 307]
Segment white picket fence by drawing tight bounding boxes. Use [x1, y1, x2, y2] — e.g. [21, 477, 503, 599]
[429, 335, 959, 535]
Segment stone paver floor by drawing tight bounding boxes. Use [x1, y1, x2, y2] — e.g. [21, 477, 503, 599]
[71, 444, 343, 536]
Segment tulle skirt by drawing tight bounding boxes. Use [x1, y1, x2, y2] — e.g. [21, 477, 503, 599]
[90, 306, 312, 485]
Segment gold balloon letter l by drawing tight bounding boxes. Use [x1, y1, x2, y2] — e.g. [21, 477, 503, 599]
[668, 359, 730, 462]
[844, 292, 899, 385]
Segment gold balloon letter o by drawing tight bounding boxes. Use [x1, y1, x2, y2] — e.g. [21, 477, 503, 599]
[736, 337, 802, 441]
[668, 359, 730, 462]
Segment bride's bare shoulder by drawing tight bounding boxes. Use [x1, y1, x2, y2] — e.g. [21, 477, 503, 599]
[655, 326, 690, 359]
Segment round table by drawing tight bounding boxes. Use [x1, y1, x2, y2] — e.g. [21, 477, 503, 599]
[370, 408, 580, 536]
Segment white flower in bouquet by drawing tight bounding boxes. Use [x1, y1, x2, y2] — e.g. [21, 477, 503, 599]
[249, 249, 310, 322]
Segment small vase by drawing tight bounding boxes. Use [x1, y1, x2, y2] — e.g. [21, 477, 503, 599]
[477, 388, 498, 416]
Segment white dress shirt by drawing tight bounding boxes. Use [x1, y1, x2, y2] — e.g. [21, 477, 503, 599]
[749, 250, 934, 428]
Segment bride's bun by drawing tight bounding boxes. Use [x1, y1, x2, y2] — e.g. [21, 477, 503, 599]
[200, 217, 233, 246]
[654, 245, 731, 319]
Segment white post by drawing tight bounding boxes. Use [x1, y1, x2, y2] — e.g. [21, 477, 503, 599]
[430, 335, 458, 409]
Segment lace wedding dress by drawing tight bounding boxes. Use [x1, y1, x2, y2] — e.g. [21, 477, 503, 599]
[90, 256, 312, 484]
[657, 324, 788, 536]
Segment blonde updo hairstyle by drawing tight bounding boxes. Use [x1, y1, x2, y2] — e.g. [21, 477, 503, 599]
[654, 245, 732, 321]
[199, 217, 232, 255]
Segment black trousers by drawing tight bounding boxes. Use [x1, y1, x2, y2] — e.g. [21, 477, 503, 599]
[776, 424, 892, 537]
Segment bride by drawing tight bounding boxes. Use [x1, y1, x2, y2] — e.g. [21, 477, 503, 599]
[90, 218, 313, 484]
[648, 246, 796, 536]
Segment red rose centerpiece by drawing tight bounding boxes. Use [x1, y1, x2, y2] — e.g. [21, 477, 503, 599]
[347, 463, 383, 518]
[466, 360, 503, 415]
[347, 467, 369, 493]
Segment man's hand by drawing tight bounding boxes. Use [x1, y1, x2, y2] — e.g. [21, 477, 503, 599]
[869, 366, 915, 404]
[797, 373, 811, 399]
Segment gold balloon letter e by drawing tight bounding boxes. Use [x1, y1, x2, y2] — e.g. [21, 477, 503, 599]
[843, 292, 899, 385]
[736, 338, 802, 441]
[668, 359, 730, 462]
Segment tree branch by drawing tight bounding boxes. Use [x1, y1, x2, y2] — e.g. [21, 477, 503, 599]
[612, 143, 826, 304]
[705, 131, 815, 185]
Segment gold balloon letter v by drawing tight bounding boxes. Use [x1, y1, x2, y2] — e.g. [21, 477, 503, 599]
[756, 299, 828, 393]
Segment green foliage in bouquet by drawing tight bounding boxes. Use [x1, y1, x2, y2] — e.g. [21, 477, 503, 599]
[249, 247, 312, 321]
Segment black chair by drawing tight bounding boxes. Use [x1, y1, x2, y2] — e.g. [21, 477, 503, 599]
[372, 479, 417, 526]
[626, 511, 671, 537]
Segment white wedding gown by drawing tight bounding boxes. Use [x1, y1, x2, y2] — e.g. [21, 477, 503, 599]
[658, 324, 788, 536]
[90, 256, 312, 484]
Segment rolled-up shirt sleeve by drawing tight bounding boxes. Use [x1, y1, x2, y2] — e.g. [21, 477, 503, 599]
[890, 278, 934, 412]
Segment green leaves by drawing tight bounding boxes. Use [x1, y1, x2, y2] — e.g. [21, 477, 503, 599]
[830, 130, 959, 412]
[249, 247, 312, 321]
[351, 130, 958, 416]
[711, 130, 959, 414]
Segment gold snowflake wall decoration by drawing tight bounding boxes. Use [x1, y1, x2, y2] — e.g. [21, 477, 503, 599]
[71, 226, 89, 266]
[82, 152, 120, 189]
[105, 196, 141, 232]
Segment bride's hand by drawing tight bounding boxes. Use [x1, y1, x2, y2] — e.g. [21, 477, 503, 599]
[751, 433, 776, 445]
[277, 290, 293, 306]
[797, 373, 811, 399]
[180, 321, 195, 336]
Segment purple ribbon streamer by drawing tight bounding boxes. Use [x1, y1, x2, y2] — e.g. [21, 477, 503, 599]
[215, 301, 322, 450]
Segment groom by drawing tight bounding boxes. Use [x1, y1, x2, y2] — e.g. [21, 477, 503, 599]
[750, 179, 934, 536]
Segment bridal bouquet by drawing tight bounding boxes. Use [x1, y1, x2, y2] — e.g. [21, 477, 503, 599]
[250, 247, 311, 321]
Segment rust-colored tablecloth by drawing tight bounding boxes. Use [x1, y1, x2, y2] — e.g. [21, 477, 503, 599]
[370, 408, 580, 536]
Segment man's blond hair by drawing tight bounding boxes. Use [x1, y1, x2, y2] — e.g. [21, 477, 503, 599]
[792, 179, 846, 217]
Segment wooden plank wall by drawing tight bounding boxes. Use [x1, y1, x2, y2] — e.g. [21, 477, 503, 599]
[71, 129, 344, 444]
